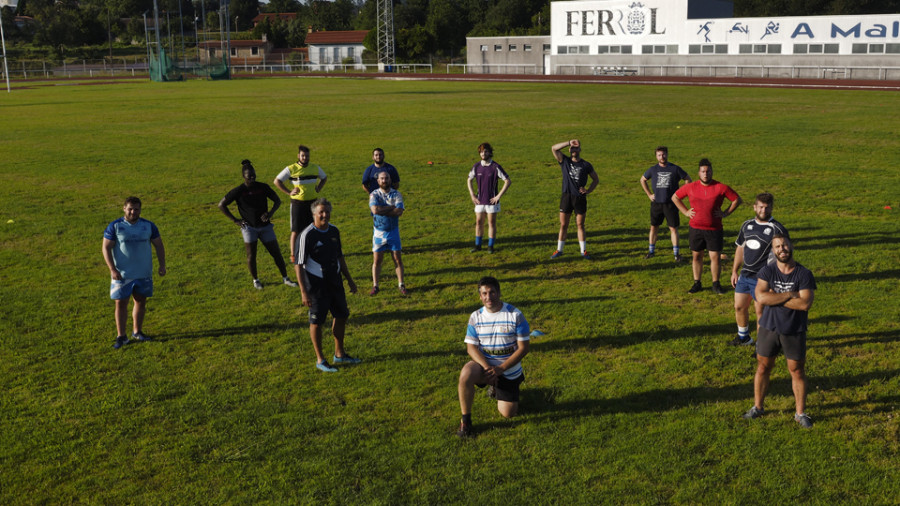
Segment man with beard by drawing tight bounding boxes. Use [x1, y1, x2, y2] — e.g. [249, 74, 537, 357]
[639, 146, 691, 262]
[743, 235, 816, 429]
[729, 193, 788, 346]
[369, 171, 407, 295]
[361, 147, 400, 194]
[672, 158, 742, 294]
[550, 139, 599, 259]
[467, 142, 511, 254]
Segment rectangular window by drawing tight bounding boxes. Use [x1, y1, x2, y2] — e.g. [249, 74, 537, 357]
[887, 43, 900, 54]
[852, 43, 867, 54]
[621, 45, 632, 54]
[809, 44, 823, 53]
[701, 45, 714, 54]
[767, 44, 781, 54]
[524, 44, 532, 51]
[494, 44, 502, 51]
[793, 44, 808, 54]
[509, 44, 517, 51]
[598, 45, 609, 54]
[715, 44, 727, 54]
[579, 46, 589, 54]
[739, 44, 752, 54]
[231, 47, 237, 56]
[348, 47, 355, 59]
[642, 45, 653, 54]
[557, 46, 568, 54]
[689, 44, 701, 54]
[824, 44, 839, 54]
[333, 47, 340, 61]
[542, 44, 551, 52]
[753, 44, 766, 54]
[319, 47, 326, 62]
[480, 45, 488, 51]
[654, 45, 666, 54]
[667, 44, 679, 54]
[610, 46, 621, 54]
[251, 47, 259, 56]
[869, 44, 884, 53]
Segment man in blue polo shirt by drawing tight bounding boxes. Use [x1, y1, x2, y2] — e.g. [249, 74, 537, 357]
[102, 196, 167, 349]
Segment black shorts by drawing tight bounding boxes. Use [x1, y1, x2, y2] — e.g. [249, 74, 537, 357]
[650, 201, 680, 228]
[559, 193, 587, 215]
[477, 373, 524, 402]
[756, 327, 806, 361]
[305, 275, 349, 325]
[688, 227, 724, 252]
[290, 199, 314, 233]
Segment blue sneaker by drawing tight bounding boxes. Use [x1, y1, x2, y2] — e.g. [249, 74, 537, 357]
[550, 250, 563, 259]
[581, 251, 591, 260]
[333, 355, 362, 365]
[131, 331, 153, 342]
[113, 335, 130, 349]
[316, 360, 338, 372]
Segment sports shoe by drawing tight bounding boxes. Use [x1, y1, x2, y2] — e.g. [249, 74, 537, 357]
[742, 406, 765, 419]
[253, 279, 263, 290]
[456, 421, 473, 438]
[283, 277, 298, 287]
[550, 250, 563, 259]
[794, 413, 813, 429]
[316, 360, 338, 373]
[399, 285, 409, 296]
[712, 282, 726, 295]
[644, 251, 655, 259]
[113, 335, 130, 349]
[131, 331, 152, 342]
[688, 281, 702, 293]
[488, 246, 495, 254]
[470, 245, 482, 253]
[581, 251, 591, 260]
[728, 335, 754, 346]
[333, 355, 362, 365]
[486, 385, 497, 400]
[674, 254, 684, 263]
[369, 286, 379, 296]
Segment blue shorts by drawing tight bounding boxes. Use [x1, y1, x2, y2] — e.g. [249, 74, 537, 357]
[241, 222, 277, 243]
[110, 278, 153, 300]
[734, 275, 758, 299]
[372, 228, 402, 252]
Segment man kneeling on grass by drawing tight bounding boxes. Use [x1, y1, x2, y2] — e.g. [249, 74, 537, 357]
[457, 276, 530, 438]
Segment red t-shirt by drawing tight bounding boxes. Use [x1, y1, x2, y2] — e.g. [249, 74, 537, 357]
[674, 180, 739, 230]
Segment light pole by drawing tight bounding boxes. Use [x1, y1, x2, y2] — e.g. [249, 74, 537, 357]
[0, 0, 20, 93]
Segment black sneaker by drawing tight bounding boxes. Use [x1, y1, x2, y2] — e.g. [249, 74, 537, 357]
[456, 422, 473, 438]
[470, 245, 482, 253]
[644, 251, 655, 259]
[728, 335, 754, 346]
[742, 406, 765, 419]
[688, 281, 702, 293]
[131, 331, 153, 342]
[712, 282, 726, 295]
[794, 413, 813, 429]
[488, 246, 495, 254]
[674, 254, 684, 263]
[113, 335, 130, 349]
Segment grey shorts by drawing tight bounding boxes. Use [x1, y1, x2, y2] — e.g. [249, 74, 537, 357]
[241, 222, 276, 243]
[756, 327, 806, 361]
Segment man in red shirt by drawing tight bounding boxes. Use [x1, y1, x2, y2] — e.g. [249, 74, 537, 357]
[672, 158, 742, 294]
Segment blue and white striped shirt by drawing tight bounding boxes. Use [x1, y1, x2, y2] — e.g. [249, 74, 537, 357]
[465, 303, 530, 379]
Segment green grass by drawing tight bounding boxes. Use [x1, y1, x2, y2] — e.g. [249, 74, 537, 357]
[1, 77, 898, 503]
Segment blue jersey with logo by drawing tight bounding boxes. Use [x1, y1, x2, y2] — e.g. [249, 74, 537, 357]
[103, 217, 160, 279]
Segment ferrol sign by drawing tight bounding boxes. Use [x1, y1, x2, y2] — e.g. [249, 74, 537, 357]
[564, 2, 666, 36]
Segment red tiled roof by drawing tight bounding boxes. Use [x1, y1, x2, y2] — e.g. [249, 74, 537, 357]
[305, 30, 368, 45]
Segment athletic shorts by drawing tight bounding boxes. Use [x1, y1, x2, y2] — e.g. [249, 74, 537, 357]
[372, 227, 402, 252]
[734, 275, 758, 299]
[305, 275, 349, 325]
[241, 222, 277, 244]
[559, 193, 587, 215]
[477, 373, 525, 403]
[650, 201, 680, 228]
[689, 227, 724, 252]
[756, 327, 806, 361]
[110, 277, 153, 300]
[474, 204, 501, 214]
[290, 199, 315, 233]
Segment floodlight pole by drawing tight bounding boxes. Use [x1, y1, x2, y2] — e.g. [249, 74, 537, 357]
[376, 0, 396, 68]
[1, 8, 10, 93]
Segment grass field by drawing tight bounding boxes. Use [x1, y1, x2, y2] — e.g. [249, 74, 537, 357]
[1, 77, 898, 504]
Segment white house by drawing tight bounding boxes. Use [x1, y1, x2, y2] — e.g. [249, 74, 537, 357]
[305, 30, 368, 70]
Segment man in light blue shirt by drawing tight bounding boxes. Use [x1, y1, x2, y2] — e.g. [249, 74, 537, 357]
[102, 196, 166, 349]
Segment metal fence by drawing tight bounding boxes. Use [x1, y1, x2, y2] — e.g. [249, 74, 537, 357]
[553, 63, 900, 80]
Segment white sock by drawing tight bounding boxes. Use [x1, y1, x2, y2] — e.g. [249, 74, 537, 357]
[557, 240, 565, 251]
[579, 241, 586, 253]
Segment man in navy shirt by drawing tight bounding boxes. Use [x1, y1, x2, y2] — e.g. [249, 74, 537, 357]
[639, 146, 691, 262]
[550, 139, 599, 259]
[361, 148, 400, 194]
[743, 235, 817, 429]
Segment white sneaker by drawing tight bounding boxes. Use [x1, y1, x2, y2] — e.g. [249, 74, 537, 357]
[253, 279, 263, 290]
[283, 277, 298, 287]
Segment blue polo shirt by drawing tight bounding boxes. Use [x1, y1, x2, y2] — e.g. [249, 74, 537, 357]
[103, 217, 160, 279]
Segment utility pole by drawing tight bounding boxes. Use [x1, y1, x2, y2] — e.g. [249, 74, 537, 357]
[376, 0, 395, 69]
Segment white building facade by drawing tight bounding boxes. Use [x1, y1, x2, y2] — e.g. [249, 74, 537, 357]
[467, 0, 900, 78]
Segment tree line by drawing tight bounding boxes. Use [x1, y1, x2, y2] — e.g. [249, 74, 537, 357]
[3, 0, 899, 60]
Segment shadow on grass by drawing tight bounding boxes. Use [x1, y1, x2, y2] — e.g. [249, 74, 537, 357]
[814, 269, 900, 283]
[154, 323, 295, 341]
[516, 367, 900, 421]
[809, 329, 900, 348]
